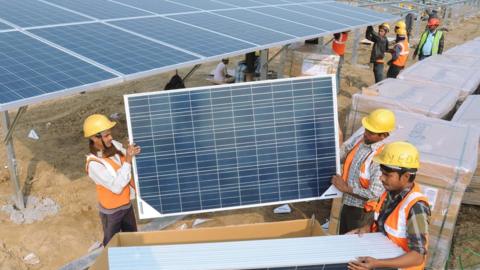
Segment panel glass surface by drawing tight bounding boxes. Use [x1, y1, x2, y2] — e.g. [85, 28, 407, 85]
[313, 2, 392, 21]
[111, 17, 255, 57]
[31, 23, 199, 75]
[169, 0, 233, 10]
[288, 4, 369, 25]
[113, 0, 198, 15]
[252, 6, 349, 31]
[213, 9, 326, 37]
[168, 12, 294, 46]
[0, 0, 91, 27]
[44, 0, 149, 20]
[0, 22, 12, 30]
[126, 76, 338, 217]
[0, 32, 116, 107]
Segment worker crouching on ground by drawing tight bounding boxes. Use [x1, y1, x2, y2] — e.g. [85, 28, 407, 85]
[366, 23, 390, 83]
[387, 28, 409, 79]
[83, 114, 141, 246]
[413, 18, 444, 61]
[348, 142, 431, 270]
[331, 109, 396, 234]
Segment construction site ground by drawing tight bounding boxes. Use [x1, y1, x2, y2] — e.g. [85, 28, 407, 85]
[0, 15, 479, 270]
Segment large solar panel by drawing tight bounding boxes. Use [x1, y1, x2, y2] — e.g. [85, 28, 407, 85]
[111, 17, 255, 57]
[125, 76, 340, 218]
[0, 0, 90, 27]
[44, 0, 149, 20]
[167, 12, 295, 45]
[0, 32, 117, 110]
[0, 0, 396, 111]
[31, 23, 200, 75]
[112, 0, 197, 14]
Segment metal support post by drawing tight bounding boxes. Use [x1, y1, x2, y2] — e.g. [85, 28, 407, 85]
[317, 37, 324, 54]
[413, 10, 422, 42]
[259, 49, 268, 80]
[1, 110, 25, 209]
[351, 28, 361, 66]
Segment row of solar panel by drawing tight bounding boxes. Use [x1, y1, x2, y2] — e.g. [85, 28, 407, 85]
[0, 0, 387, 28]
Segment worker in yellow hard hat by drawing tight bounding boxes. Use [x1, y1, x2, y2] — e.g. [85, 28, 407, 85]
[387, 27, 409, 79]
[348, 142, 431, 270]
[366, 23, 390, 83]
[83, 114, 141, 246]
[331, 108, 395, 234]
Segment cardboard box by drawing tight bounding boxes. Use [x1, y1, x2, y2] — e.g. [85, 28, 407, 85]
[288, 51, 339, 77]
[90, 218, 325, 270]
[345, 79, 458, 138]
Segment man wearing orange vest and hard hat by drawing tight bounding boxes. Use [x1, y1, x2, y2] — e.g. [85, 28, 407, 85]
[83, 114, 141, 246]
[331, 109, 395, 234]
[413, 17, 444, 61]
[387, 27, 409, 79]
[348, 142, 431, 270]
[332, 31, 349, 91]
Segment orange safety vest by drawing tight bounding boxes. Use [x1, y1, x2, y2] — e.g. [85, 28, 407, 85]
[86, 154, 135, 210]
[342, 138, 384, 211]
[332, 32, 348, 56]
[371, 183, 429, 270]
[392, 39, 410, 67]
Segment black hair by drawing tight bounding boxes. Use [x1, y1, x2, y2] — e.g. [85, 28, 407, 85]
[380, 164, 417, 182]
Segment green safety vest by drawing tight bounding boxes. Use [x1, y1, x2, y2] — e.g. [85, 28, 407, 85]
[418, 30, 443, 55]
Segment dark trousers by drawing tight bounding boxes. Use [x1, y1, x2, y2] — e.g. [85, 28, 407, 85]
[339, 204, 373, 235]
[387, 64, 403, 79]
[99, 206, 137, 246]
[373, 63, 384, 83]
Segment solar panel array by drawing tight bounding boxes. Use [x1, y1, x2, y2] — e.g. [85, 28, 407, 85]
[126, 76, 340, 218]
[0, 0, 396, 110]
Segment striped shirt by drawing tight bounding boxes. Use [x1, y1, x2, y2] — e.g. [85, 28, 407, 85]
[340, 132, 385, 208]
[376, 186, 431, 255]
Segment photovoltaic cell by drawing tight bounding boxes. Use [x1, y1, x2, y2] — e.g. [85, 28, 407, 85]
[111, 17, 255, 57]
[317, 2, 387, 21]
[0, 22, 12, 30]
[169, 0, 234, 10]
[168, 12, 294, 46]
[214, 0, 271, 8]
[112, 0, 198, 15]
[126, 76, 339, 218]
[213, 9, 326, 37]
[287, 4, 369, 26]
[31, 23, 199, 75]
[43, 0, 149, 20]
[0, 0, 91, 27]
[0, 32, 116, 109]
[252, 6, 349, 31]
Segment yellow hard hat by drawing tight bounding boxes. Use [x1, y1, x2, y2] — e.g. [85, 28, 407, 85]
[380, 23, 390, 32]
[373, 141, 420, 169]
[361, 109, 396, 133]
[83, 114, 116, 138]
[396, 28, 407, 36]
[395, 21, 406, 29]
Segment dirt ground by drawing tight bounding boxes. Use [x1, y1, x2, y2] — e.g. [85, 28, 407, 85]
[0, 15, 479, 270]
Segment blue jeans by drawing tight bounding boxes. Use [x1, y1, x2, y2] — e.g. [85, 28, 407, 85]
[373, 63, 384, 83]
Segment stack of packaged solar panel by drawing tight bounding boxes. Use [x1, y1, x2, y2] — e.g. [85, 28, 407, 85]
[452, 95, 480, 206]
[344, 78, 459, 138]
[345, 110, 479, 269]
[398, 53, 480, 102]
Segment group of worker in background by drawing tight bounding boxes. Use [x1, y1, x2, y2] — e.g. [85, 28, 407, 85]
[332, 109, 431, 270]
[332, 14, 445, 84]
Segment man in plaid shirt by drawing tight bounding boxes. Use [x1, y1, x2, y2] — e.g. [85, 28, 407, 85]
[331, 109, 396, 234]
[348, 142, 430, 270]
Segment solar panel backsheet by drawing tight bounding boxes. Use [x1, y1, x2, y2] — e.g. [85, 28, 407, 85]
[125, 76, 340, 219]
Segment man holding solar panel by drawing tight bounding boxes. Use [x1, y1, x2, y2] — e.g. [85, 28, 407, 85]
[331, 109, 395, 235]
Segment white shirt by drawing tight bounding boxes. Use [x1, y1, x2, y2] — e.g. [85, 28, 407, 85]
[87, 140, 132, 195]
[213, 61, 227, 81]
